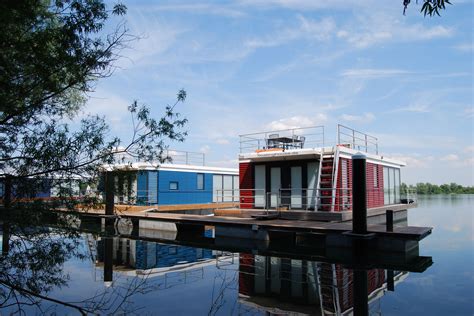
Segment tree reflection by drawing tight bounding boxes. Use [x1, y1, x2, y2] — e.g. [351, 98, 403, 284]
[0, 209, 152, 315]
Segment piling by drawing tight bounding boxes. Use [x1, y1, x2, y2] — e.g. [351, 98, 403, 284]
[386, 210, 394, 232]
[3, 176, 12, 209]
[105, 172, 114, 216]
[103, 237, 114, 284]
[353, 269, 369, 316]
[352, 153, 367, 234]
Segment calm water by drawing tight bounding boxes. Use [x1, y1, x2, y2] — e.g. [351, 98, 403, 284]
[0, 195, 473, 315]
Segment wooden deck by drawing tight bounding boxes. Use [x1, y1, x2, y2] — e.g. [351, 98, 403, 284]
[87, 210, 431, 241]
[214, 203, 417, 222]
[75, 202, 238, 214]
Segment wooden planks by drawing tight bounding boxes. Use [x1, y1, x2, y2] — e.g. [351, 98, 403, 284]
[116, 211, 431, 241]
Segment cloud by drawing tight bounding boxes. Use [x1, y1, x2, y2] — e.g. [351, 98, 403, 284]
[464, 107, 474, 118]
[265, 114, 327, 130]
[199, 145, 211, 154]
[142, 3, 246, 18]
[237, 0, 370, 11]
[215, 138, 230, 145]
[440, 154, 459, 162]
[340, 112, 375, 123]
[391, 103, 430, 113]
[245, 16, 336, 49]
[454, 42, 473, 52]
[336, 13, 454, 49]
[340, 68, 411, 78]
[464, 146, 474, 153]
[388, 154, 434, 168]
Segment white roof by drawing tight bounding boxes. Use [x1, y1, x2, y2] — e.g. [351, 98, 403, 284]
[239, 146, 406, 168]
[103, 162, 238, 175]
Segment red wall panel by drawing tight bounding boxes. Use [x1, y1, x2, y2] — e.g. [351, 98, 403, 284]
[239, 162, 253, 209]
[366, 162, 384, 208]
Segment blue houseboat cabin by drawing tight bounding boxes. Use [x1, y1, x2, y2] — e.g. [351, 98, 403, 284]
[105, 162, 239, 206]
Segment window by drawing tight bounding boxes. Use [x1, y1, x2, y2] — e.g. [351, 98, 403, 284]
[168, 246, 177, 255]
[373, 165, 378, 188]
[197, 173, 204, 190]
[169, 181, 178, 190]
[383, 166, 401, 205]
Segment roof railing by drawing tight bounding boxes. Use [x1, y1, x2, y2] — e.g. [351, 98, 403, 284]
[337, 124, 378, 155]
[239, 126, 325, 153]
[239, 124, 379, 155]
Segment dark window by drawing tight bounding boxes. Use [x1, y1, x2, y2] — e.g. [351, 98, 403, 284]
[197, 173, 204, 190]
[169, 181, 178, 190]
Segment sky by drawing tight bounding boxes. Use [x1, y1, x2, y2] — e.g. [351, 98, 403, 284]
[84, 0, 473, 185]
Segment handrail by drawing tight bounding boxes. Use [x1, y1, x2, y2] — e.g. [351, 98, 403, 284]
[337, 124, 378, 154]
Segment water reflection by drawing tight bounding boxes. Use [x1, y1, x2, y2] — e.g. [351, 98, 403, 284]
[0, 208, 434, 315]
[88, 232, 419, 316]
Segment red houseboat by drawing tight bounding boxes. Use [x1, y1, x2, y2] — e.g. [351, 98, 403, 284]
[237, 124, 411, 213]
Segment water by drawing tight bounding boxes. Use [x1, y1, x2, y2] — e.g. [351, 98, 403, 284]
[0, 195, 473, 315]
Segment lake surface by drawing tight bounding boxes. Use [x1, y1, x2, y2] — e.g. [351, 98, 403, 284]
[0, 195, 473, 315]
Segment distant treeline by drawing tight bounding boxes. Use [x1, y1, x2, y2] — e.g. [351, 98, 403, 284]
[401, 182, 474, 195]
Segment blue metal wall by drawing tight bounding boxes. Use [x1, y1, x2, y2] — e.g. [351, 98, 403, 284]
[148, 171, 158, 204]
[135, 241, 213, 270]
[157, 170, 212, 205]
[137, 171, 148, 205]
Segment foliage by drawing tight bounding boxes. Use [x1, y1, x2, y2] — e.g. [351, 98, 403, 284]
[0, 1, 187, 209]
[0, 209, 153, 314]
[401, 182, 474, 195]
[403, 0, 452, 16]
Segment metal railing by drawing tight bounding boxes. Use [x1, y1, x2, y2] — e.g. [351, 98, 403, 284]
[163, 150, 205, 166]
[215, 188, 353, 211]
[239, 126, 325, 153]
[401, 188, 417, 204]
[337, 124, 378, 154]
[115, 149, 205, 166]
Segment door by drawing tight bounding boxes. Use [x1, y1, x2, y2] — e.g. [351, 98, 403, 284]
[307, 162, 318, 209]
[291, 166, 302, 208]
[254, 165, 265, 207]
[270, 167, 281, 207]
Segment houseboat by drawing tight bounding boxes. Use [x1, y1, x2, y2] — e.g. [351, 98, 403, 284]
[237, 125, 407, 212]
[104, 150, 239, 206]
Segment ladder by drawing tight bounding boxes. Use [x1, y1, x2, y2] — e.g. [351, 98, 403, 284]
[317, 146, 340, 211]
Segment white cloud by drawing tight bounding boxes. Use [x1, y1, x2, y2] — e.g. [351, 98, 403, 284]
[82, 92, 132, 133]
[245, 16, 336, 49]
[265, 114, 327, 130]
[440, 154, 459, 162]
[215, 138, 230, 145]
[337, 13, 454, 49]
[199, 145, 211, 154]
[464, 146, 474, 153]
[340, 68, 411, 78]
[143, 3, 246, 18]
[340, 112, 375, 123]
[464, 107, 474, 118]
[237, 0, 370, 11]
[454, 42, 473, 52]
[388, 154, 433, 168]
[391, 103, 430, 113]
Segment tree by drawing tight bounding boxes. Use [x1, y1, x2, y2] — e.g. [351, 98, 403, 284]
[0, 1, 187, 208]
[403, 0, 452, 16]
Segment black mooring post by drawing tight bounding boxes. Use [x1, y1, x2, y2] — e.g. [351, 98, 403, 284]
[3, 176, 12, 209]
[386, 210, 394, 232]
[103, 237, 114, 284]
[2, 222, 10, 256]
[353, 269, 369, 316]
[105, 172, 114, 216]
[387, 269, 395, 291]
[352, 153, 367, 234]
